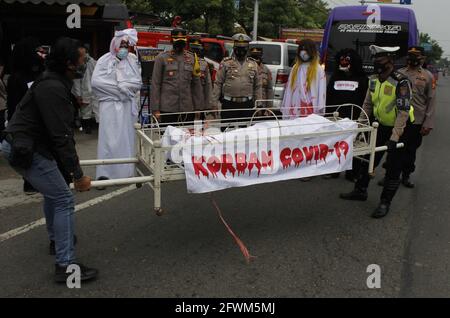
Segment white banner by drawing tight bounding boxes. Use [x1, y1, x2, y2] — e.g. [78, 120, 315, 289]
[163, 115, 357, 193]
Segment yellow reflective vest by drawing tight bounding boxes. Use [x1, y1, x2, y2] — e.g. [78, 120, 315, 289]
[369, 74, 415, 126]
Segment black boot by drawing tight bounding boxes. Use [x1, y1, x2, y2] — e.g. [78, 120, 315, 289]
[50, 235, 77, 255]
[339, 187, 368, 201]
[402, 174, 415, 188]
[54, 262, 98, 283]
[373, 179, 401, 218]
[372, 201, 390, 219]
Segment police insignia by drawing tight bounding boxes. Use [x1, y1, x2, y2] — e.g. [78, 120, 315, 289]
[384, 86, 393, 96]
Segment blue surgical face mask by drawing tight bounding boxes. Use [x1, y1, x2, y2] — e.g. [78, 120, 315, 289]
[117, 48, 129, 60]
[299, 50, 310, 62]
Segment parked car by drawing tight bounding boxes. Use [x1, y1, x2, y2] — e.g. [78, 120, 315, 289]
[249, 41, 298, 109]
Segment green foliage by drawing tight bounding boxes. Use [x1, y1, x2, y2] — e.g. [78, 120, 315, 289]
[420, 33, 444, 65]
[122, 0, 329, 37]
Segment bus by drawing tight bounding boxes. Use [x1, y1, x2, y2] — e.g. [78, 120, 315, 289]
[321, 5, 419, 74]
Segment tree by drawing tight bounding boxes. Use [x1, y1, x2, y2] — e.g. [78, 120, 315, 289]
[122, 0, 330, 37]
[123, 0, 153, 14]
[420, 33, 444, 65]
[236, 0, 329, 38]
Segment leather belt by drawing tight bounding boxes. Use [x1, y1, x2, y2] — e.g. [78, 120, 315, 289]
[223, 96, 253, 103]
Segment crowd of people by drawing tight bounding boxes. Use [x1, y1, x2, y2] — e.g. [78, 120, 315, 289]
[0, 27, 437, 283]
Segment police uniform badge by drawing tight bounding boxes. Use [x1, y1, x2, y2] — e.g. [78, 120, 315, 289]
[384, 86, 393, 96]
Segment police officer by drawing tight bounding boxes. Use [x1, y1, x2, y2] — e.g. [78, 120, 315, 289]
[211, 33, 262, 123]
[340, 46, 414, 219]
[397, 47, 435, 188]
[151, 28, 201, 124]
[189, 37, 212, 114]
[249, 47, 274, 107]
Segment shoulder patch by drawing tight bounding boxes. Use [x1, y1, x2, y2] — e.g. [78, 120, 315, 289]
[392, 71, 408, 82]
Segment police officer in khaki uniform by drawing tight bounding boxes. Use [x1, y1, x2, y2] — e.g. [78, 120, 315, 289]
[211, 33, 262, 122]
[189, 37, 212, 113]
[249, 46, 274, 106]
[340, 46, 413, 219]
[397, 47, 436, 188]
[151, 29, 201, 124]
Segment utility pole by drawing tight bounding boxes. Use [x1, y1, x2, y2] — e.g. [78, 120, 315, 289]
[252, 0, 259, 41]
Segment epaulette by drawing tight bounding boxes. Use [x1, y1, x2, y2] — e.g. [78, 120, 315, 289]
[392, 70, 408, 82]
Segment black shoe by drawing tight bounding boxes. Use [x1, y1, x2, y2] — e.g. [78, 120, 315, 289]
[23, 180, 38, 195]
[371, 202, 390, 219]
[402, 175, 415, 188]
[49, 235, 77, 256]
[377, 177, 385, 187]
[96, 176, 109, 191]
[339, 188, 368, 201]
[54, 262, 98, 283]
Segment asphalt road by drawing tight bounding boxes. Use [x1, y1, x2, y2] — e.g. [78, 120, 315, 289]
[1, 76, 449, 298]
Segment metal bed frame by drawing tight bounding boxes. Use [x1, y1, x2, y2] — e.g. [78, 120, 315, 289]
[73, 103, 401, 216]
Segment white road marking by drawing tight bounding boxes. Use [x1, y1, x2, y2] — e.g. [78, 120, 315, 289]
[0, 185, 136, 243]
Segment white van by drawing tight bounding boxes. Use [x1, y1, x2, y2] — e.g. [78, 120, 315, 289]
[250, 41, 298, 108]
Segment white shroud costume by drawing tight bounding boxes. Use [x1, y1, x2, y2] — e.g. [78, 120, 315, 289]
[91, 29, 142, 179]
[281, 62, 326, 119]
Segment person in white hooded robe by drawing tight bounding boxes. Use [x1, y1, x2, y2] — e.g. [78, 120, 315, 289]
[91, 29, 142, 181]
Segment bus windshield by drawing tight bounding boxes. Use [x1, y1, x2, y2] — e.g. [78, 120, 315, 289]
[327, 19, 410, 73]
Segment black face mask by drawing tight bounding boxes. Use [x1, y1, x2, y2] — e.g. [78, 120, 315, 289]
[234, 47, 248, 60]
[173, 41, 186, 52]
[374, 61, 390, 75]
[192, 48, 204, 58]
[407, 55, 421, 67]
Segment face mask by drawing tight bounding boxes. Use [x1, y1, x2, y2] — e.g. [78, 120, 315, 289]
[339, 65, 351, 72]
[251, 55, 262, 64]
[407, 55, 421, 67]
[73, 63, 87, 79]
[192, 48, 204, 58]
[374, 61, 389, 75]
[234, 47, 248, 59]
[173, 41, 186, 52]
[117, 48, 129, 60]
[299, 50, 310, 62]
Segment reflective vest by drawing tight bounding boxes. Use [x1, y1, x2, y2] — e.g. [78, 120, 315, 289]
[369, 76, 415, 127]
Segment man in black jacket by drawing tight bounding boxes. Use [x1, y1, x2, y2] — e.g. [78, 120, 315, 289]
[1, 37, 98, 283]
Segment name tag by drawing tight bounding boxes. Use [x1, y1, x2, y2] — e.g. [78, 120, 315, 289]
[334, 81, 359, 91]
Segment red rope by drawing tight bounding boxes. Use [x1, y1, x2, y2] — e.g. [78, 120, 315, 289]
[210, 195, 256, 264]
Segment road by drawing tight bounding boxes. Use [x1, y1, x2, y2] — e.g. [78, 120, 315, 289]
[0, 75, 449, 298]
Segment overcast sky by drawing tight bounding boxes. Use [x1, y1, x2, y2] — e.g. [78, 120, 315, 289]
[322, 0, 450, 57]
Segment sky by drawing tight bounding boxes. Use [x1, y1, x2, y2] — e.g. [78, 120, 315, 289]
[322, 0, 450, 57]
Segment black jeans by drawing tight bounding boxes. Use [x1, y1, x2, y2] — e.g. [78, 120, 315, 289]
[355, 123, 411, 196]
[401, 124, 423, 176]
